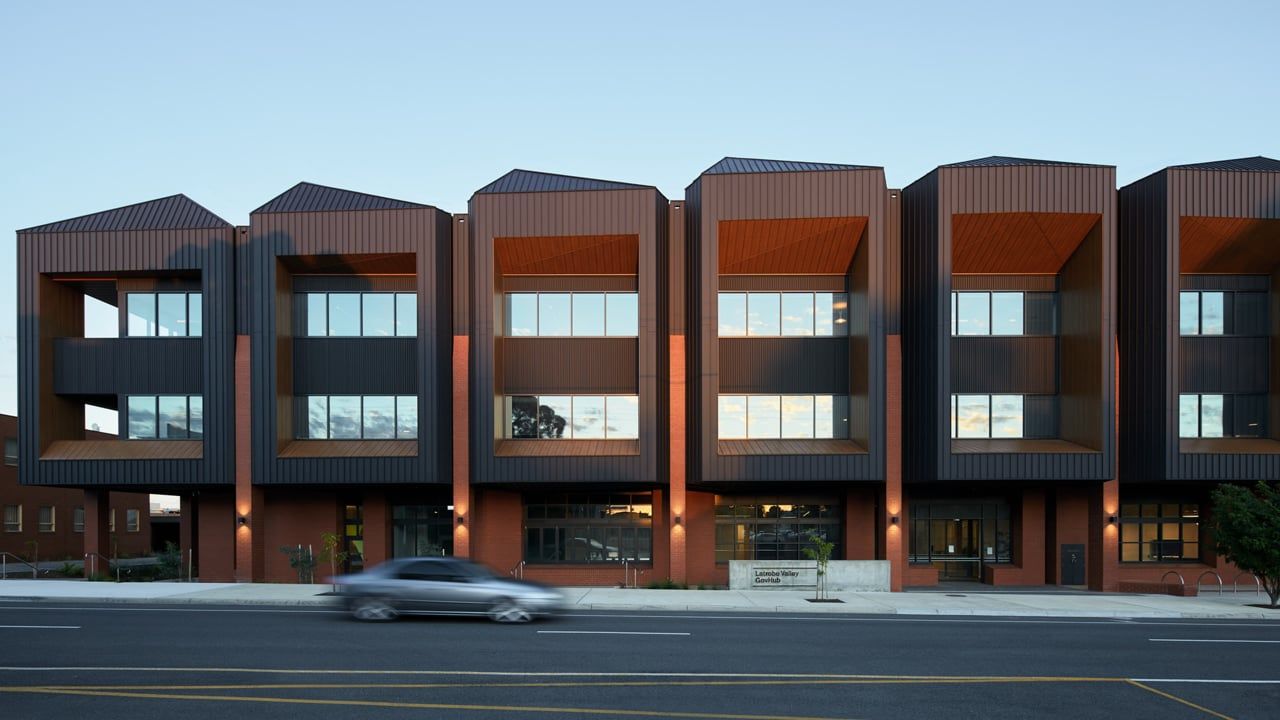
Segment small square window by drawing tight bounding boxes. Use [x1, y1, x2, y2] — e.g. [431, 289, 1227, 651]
[126, 509, 140, 533]
[38, 506, 55, 533]
[3, 505, 21, 533]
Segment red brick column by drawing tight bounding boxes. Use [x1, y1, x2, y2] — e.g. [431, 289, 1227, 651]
[884, 334, 904, 591]
[452, 335, 471, 558]
[179, 495, 194, 579]
[1089, 479, 1120, 591]
[82, 489, 111, 579]
[668, 335, 687, 583]
[362, 491, 389, 567]
[233, 335, 263, 582]
[199, 491, 236, 582]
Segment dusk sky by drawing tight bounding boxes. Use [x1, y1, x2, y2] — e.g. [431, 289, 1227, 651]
[3, 0, 1278, 423]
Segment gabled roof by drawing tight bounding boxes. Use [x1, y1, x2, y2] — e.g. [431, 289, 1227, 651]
[475, 169, 651, 195]
[19, 194, 231, 233]
[1171, 156, 1280, 172]
[253, 182, 430, 214]
[941, 156, 1110, 169]
[702, 157, 876, 175]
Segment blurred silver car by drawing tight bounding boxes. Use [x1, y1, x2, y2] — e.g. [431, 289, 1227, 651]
[332, 557, 565, 623]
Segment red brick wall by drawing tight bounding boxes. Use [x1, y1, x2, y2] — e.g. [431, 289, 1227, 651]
[471, 488, 522, 576]
[198, 491, 235, 582]
[685, 490, 724, 586]
[263, 489, 339, 583]
[845, 486, 877, 560]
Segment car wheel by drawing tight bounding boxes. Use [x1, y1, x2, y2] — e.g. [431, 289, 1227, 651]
[352, 597, 398, 622]
[487, 598, 533, 623]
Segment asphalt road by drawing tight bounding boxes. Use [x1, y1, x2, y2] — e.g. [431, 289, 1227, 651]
[0, 601, 1277, 719]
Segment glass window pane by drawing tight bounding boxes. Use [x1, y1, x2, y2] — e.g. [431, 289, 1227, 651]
[606, 293, 638, 337]
[990, 293, 1024, 336]
[781, 396, 815, 438]
[1179, 292, 1200, 335]
[951, 293, 958, 335]
[157, 294, 186, 337]
[815, 292, 834, 336]
[832, 293, 849, 333]
[1201, 292, 1224, 335]
[329, 396, 362, 439]
[747, 396, 781, 439]
[396, 396, 417, 439]
[538, 396, 572, 438]
[188, 294, 202, 337]
[306, 294, 327, 336]
[510, 396, 538, 439]
[395, 293, 417, 337]
[990, 395, 1023, 438]
[1200, 394, 1224, 438]
[955, 293, 990, 336]
[127, 294, 156, 336]
[362, 396, 396, 439]
[506, 294, 538, 336]
[307, 397, 328, 439]
[606, 396, 639, 439]
[571, 294, 605, 336]
[328, 294, 361, 336]
[718, 293, 747, 336]
[127, 396, 156, 439]
[781, 294, 814, 336]
[955, 395, 990, 438]
[1179, 394, 1199, 438]
[536, 293, 571, 336]
[188, 396, 203, 438]
[814, 395, 834, 439]
[718, 395, 747, 439]
[362, 294, 394, 337]
[572, 396, 606, 439]
[951, 394, 958, 438]
[747, 293, 780, 336]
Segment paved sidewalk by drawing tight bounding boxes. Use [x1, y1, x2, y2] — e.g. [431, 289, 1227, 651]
[0, 579, 1275, 618]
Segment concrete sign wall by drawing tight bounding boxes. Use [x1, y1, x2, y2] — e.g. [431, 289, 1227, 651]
[729, 560, 891, 592]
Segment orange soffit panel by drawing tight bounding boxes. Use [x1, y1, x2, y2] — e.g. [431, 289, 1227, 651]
[495, 234, 639, 275]
[1179, 217, 1280, 273]
[952, 212, 1100, 274]
[718, 217, 867, 275]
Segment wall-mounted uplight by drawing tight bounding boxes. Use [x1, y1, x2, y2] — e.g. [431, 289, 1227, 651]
[237, 515, 249, 528]
[1108, 515, 1117, 525]
[674, 514, 683, 526]
[890, 515, 900, 525]
[456, 515, 466, 526]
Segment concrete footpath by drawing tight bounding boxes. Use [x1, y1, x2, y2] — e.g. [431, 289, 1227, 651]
[0, 579, 1275, 619]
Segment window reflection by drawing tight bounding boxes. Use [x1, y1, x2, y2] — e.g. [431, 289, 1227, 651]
[572, 396, 607, 438]
[308, 397, 328, 439]
[537, 294, 572, 336]
[395, 294, 416, 337]
[506, 395, 638, 439]
[157, 396, 189, 438]
[126, 395, 201, 439]
[1201, 292, 1224, 335]
[157, 294, 186, 337]
[361, 293, 395, 337]
[954, 293, 990, 336]
[606, 293, 638, 336]
[328, 396, 362, 438]
[128, 396, 156, 439]
[781, 293, 814, 336]
[126, 294, 155, 336]
[990, 395, 1023, 438]
[1179, 394, 1199, 438]
[606, 396, 639, 439]
[719, 395, 846, 439]
[990, 293, 1024, 336]
[950, 394, 1023, 439]
[572, 294, 605, 336]
[954, 395, 990, 438]
[747, 293, 781, 336]
[1179, 291, 1200, 335]
[506, 294, 538, 336]
[525, 493, 652, 564]
[538, 396, 572, 438]
[780, 395, 814, 438]
[127, 293, 201, 337]
[720, 292, 846, 336]
[362, 396, 396, 439]
[302, 395, 418, 440]
[396, 396, 417, 439]
[718, 293, 747, 336]
[327, 294, 361, 336]
[718, 396, 747, 439]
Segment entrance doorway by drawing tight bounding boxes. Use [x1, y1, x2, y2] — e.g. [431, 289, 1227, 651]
[930, 518, 981, 579]
[909, 499, 1013, 581]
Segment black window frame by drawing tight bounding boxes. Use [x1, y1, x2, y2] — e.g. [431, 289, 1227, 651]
[124, 291, 202, 338]
[713, 496, 843, 564]
[301, 291, 418, 338]
[1119, 501, 1201, 564]
[523, 493, 653, 565]
[125, 395, 204, 440]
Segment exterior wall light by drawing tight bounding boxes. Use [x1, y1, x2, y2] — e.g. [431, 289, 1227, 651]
[1108, 515, 1117, 525]
[237, 515, 248, 528]
[890, 515, 900, 525]
[674, 514, 682, 526]
[456, 515, 465, 526]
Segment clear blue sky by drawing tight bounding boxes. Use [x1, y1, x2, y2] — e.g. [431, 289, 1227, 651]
[2, 0, 1279, 419]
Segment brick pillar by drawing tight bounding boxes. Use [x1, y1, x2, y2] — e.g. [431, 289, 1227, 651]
[233, 335, 263, 582]
[82, 489, 111, 579]
[179, 495, 194, 580]
[845, 487, 876, 560]
[200, 491, 236, 582]
[363, 491, 389, 566]
[1089, 479, 1120, 591]
[1017, 488, 1047, 584]
[452, 335, 471, 557]
[884, 334, 904, 591]
[668, 335, 687, 583]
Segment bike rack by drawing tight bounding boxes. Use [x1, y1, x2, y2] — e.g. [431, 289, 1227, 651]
[509, 560, 526, 580]
[1160, 570, 1185, 586]
[0, 552, 42, 580]
[84, 552, 112, 580]
[1233, 571, 1262, 597]
[1196, 570, 1223, 595]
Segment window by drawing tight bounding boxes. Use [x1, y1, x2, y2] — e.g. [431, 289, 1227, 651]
[951, 395, 1024, 439]
[4, 505, 21, 533]
[126, 509, 140, 533]
[502, 292, 639, 337]
[1180, 291, 1225, 336]
[73, 507, 84, 533]
[718, 395, 848, 439]
[909, 500, 1013, 564]
[719, 292, 848, 337]
[38, 506, 55, 533]
[714, 497, 841, 563]
[1179, 394, 1224, 438]
[127, 396, 203, 439]
[126, 292, 202, 337]
[392, 506, 454, 558]
[3, 437, 15, 466]
[524, 493, 652, 564]
[302, 292, 417, 337]
[1120, 502, 1199, 562]
[302, 395, 418, 440]
[951, 292, 1024, 336]
[109, 509, 115, 533]
[505, 395, 639, 439]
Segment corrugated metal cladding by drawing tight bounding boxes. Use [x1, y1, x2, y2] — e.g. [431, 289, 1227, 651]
[1119, 162, 1280, 482]
[251, 182, 430, 214]
[452, 215, 470, 335]
[249, 199, 453, 485]
[17, 195, 236, 487]
[902, 162, 1116, 483]
[53, 338, 203, 395]
[884, 189, 902, 334]
[940, 156, 1110, 169]
[468, 180, 667, 485]
[474, 169, 651, 195]
[701, 157, 874, 175]
[689, 166, 887, 485]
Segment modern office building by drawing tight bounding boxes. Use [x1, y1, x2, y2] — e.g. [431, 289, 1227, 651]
[13, 155, 1275, 589]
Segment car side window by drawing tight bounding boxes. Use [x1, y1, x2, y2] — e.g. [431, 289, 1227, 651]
[396, 562, 462, 582]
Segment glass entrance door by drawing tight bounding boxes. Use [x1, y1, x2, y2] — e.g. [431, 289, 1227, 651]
[929, 518, 982, 579]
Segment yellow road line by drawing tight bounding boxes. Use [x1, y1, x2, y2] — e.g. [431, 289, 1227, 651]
[0, 687, 856, 720]
[1127, 681, 1236, 720]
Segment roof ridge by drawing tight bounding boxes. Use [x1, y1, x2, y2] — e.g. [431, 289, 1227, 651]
[19, 194, 232, 233]
[475, 169, 654, 195]
[251, 181, 431, 214]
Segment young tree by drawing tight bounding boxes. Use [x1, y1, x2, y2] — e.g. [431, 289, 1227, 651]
[1210, 481, 1280, 608]
[802, 530, 835, 601]
[319, 532, 349, 592]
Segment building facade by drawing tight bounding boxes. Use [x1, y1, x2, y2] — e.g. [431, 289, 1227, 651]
[14, 155, 1276, 589]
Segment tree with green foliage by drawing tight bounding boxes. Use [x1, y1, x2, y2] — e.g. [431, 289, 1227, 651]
[318, 531, 348, 591]
[802, 530, 835, 601]
[1210, 481, 1280, 608]
[279, 544, 315, 584]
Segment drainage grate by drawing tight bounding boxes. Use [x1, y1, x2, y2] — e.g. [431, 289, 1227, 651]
[945, 593, 967, 598]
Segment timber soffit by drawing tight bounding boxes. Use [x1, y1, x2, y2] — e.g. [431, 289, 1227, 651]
[252, 181, 434, 214]
[19, 194, 232, 234]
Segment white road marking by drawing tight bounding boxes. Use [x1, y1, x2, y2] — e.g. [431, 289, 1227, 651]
[0, 625, 79, 630]
[537, 630, 691, 636]
[1133, 678, 1280, 684]
[1149, 638, 1280, 644]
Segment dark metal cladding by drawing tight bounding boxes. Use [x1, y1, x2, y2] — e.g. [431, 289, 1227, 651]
[701, 157, 876, 175]
[251, 182, 430, 214]
[474, 169, 652, 195]
[1170, 156, 1280, 172]
[20, 194, 232, 233]
[940, 156, 1111, 169]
